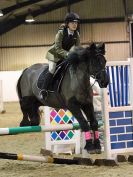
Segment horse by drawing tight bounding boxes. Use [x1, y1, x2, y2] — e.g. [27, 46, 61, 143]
[17, 43, 109, 153]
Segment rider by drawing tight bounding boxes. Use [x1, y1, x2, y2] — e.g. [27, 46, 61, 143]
[41, 12, 80, 99]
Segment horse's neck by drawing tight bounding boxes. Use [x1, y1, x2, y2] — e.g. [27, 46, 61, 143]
[76, 63, 88, 80]
[68, 63, 90, 89]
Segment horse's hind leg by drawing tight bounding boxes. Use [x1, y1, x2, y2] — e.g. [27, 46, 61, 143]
[19, 98, 31, 127]
[19, 96, 41, 126]
[28, 100, 41, 126]
[82, 103, 101, 154]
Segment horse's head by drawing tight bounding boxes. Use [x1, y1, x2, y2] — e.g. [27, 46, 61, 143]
[86, 43, 109, 88]
[67, 43, 109, 88]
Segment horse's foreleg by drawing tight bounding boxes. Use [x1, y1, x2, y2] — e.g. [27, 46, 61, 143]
[81, 103, 101, 154]
[68, 98, 94, 153]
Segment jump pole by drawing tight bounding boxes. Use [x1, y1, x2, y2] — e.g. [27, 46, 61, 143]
[0, 123, 80, 136]
[0, 152, 53, 163]
[0, 152, 79, 164]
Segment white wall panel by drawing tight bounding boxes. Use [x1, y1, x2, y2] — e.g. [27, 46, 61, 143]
[0, 71, 21, 102]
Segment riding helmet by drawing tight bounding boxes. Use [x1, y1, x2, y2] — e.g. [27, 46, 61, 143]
[65, 12, 80, 24]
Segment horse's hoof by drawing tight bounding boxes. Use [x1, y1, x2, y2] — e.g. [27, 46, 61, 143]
[20, 120, 31, 127]
[30, 120, 40, 126]
[93, 139, 101, 154]
[84, 140, 95, 154]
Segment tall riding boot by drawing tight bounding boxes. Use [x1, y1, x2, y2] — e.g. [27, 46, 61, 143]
[40, 72, 53, 100]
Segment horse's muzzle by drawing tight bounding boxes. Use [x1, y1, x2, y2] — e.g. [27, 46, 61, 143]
[98, 79, 109, 88]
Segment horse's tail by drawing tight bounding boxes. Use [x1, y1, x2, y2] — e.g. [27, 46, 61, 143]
[16, 68, 27, 100]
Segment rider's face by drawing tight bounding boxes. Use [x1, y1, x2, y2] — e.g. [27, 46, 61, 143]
[68, 21, 78, 31]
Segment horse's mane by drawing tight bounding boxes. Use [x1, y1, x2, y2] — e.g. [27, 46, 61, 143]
[67, 46, 89, 66]
[67, 43, 105, 66]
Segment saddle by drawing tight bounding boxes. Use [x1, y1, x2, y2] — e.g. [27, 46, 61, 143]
[37, 61, 69, 93]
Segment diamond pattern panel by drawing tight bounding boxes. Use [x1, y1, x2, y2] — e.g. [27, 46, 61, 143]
[50, 108, 76, 141]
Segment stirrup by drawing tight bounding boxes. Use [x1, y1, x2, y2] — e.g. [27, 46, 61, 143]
[39, 89, 48, 100]
[42, 89, 49, 100]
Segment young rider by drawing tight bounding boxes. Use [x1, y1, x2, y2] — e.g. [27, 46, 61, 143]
[41, 12, 80, 98]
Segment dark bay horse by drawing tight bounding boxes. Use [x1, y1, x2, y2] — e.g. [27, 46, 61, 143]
[17, 43, 109, 153]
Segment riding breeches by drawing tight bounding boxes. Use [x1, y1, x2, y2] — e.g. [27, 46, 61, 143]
[48, 60, 57, 74]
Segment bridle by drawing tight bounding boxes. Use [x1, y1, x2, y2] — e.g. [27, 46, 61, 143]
[87, 52, 107, 88]
[91, 68, 106, 80]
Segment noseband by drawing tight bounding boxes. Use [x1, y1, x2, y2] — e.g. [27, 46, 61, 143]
[91, 68, 106, 81]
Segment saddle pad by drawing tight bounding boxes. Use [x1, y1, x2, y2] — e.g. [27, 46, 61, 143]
[37, 62, 69, 92]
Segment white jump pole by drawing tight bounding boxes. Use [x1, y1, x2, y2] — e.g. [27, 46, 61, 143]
[101, 88, 113, 159]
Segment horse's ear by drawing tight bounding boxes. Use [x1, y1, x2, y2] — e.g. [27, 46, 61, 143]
[97, 43, 105, 55]
[89, 43, 96, 51]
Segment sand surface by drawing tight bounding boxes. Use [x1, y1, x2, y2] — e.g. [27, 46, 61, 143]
[0, 102, 133, 177]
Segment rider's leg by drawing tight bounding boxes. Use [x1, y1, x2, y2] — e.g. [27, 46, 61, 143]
[49, 60, 57, 75]
[40, 61, 56, 99]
